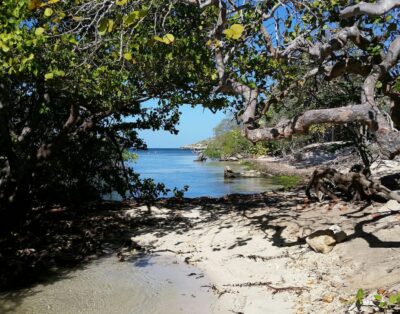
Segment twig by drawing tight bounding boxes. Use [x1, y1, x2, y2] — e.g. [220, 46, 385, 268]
[235, 252, 289, 261]
[224, 281, 307, 295]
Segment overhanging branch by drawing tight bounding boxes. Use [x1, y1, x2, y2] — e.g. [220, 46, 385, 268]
[340, 0, 400, 18]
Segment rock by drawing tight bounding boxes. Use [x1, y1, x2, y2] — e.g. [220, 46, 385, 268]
[194, 152, 207, 162]
[321, 294, 335, 303]
[228, 156, 239, 161]
[224, 167, 263, 178]
[378, 200, 400, 213]
[236, 154, 243, 159]
[329, 225, 347, 243]
[306, 230, 337, 253]
[224, 166, 236, 178]
[238, 170, 263, 177]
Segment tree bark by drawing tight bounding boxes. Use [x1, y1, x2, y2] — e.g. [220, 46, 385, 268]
[244, 103, 400, 158]
[340, 0, 400, 18]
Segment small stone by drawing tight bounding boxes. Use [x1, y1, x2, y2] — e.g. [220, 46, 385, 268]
[306, 230, 336, 253]
[321, 294, 335, 303]
[334, 231, 347, 243]
[328, 225, 347, 243]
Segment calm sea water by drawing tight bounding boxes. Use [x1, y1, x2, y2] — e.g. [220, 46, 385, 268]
[129, 148, 280, 198]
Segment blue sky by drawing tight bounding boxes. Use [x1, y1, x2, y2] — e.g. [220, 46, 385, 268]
[139, 105, 225, 148]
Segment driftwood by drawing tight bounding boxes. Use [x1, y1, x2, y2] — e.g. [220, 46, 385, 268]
[306, 167, 400, 202]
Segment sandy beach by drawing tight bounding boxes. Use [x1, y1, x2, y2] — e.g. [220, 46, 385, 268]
[125, 190, 400, 313]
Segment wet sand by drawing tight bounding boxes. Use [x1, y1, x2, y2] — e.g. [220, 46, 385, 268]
[0, 255, 217, 314]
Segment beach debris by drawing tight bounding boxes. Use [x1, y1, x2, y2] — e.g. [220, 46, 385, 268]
[224, 281, 307, 295]
[235, 252, 289, 261]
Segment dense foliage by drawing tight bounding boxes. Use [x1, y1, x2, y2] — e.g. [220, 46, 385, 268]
[204, 118, 270, 158]
[1, 0, 400, 227]
[0, 0, 198, 226]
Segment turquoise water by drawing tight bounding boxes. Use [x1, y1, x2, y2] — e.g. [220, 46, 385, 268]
[129, 148, 280, 198]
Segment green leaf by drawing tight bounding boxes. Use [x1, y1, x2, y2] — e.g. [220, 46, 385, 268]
[356, 289, 364, 304]
[45, 73, 54, 80]
[163, 34, 174, 44]
[389, 294, 399, 304]
[123, 10, 147, 27]
[28, 0, 41, 10]
[224, 24, 244, 40]
[54, 69, 65, 77]
[69, 37, 78, 45]
[153, 36, 164, 43]
[0, 42, 10, 52]
[123, 52, 132, 60]
[378, 301, 387, 308]
[22, 53, 34, 65]
[374, 294, 382, 301]
[223, 29, 234, 39]
[98, 19, 108, 35]
[44, 8, 53, 17]
[116, 0, 128, 5]
[35, 27, 45, 36]
[153, 34, 175, 45]
[107, 19, 114, 33]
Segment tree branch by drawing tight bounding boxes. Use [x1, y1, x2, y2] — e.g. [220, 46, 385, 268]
[283, 25, 370, 59]
[340, 0, 400, 18]
[362, 35, 400, 105]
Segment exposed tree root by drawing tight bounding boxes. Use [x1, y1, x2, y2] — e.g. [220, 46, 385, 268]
[306, 167, 400, 202]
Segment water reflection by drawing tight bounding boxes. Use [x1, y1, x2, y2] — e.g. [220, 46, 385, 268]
[131, 149, 281, 198]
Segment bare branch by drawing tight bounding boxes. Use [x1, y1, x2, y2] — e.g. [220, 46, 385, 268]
[283, 25, 370, 59]
[362, 35, 400, 105]
[340, 0, 400, 18]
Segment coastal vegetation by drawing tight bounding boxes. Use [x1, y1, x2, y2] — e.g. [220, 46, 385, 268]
[2, 0, 400, 222]
[1, 0, 400, 312]
[204, 125, 270, 159]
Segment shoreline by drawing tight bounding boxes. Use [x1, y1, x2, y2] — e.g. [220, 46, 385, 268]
[1, 191, 400, 313]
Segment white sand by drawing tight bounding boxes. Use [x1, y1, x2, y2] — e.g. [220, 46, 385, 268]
[129, 192, 400, 313]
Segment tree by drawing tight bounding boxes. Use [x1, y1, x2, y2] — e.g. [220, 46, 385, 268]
[2, 0, 400, 218]
[0, 0, 194, 226]
[179, 0, 400, 159]
[59, 0, 400, 158]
